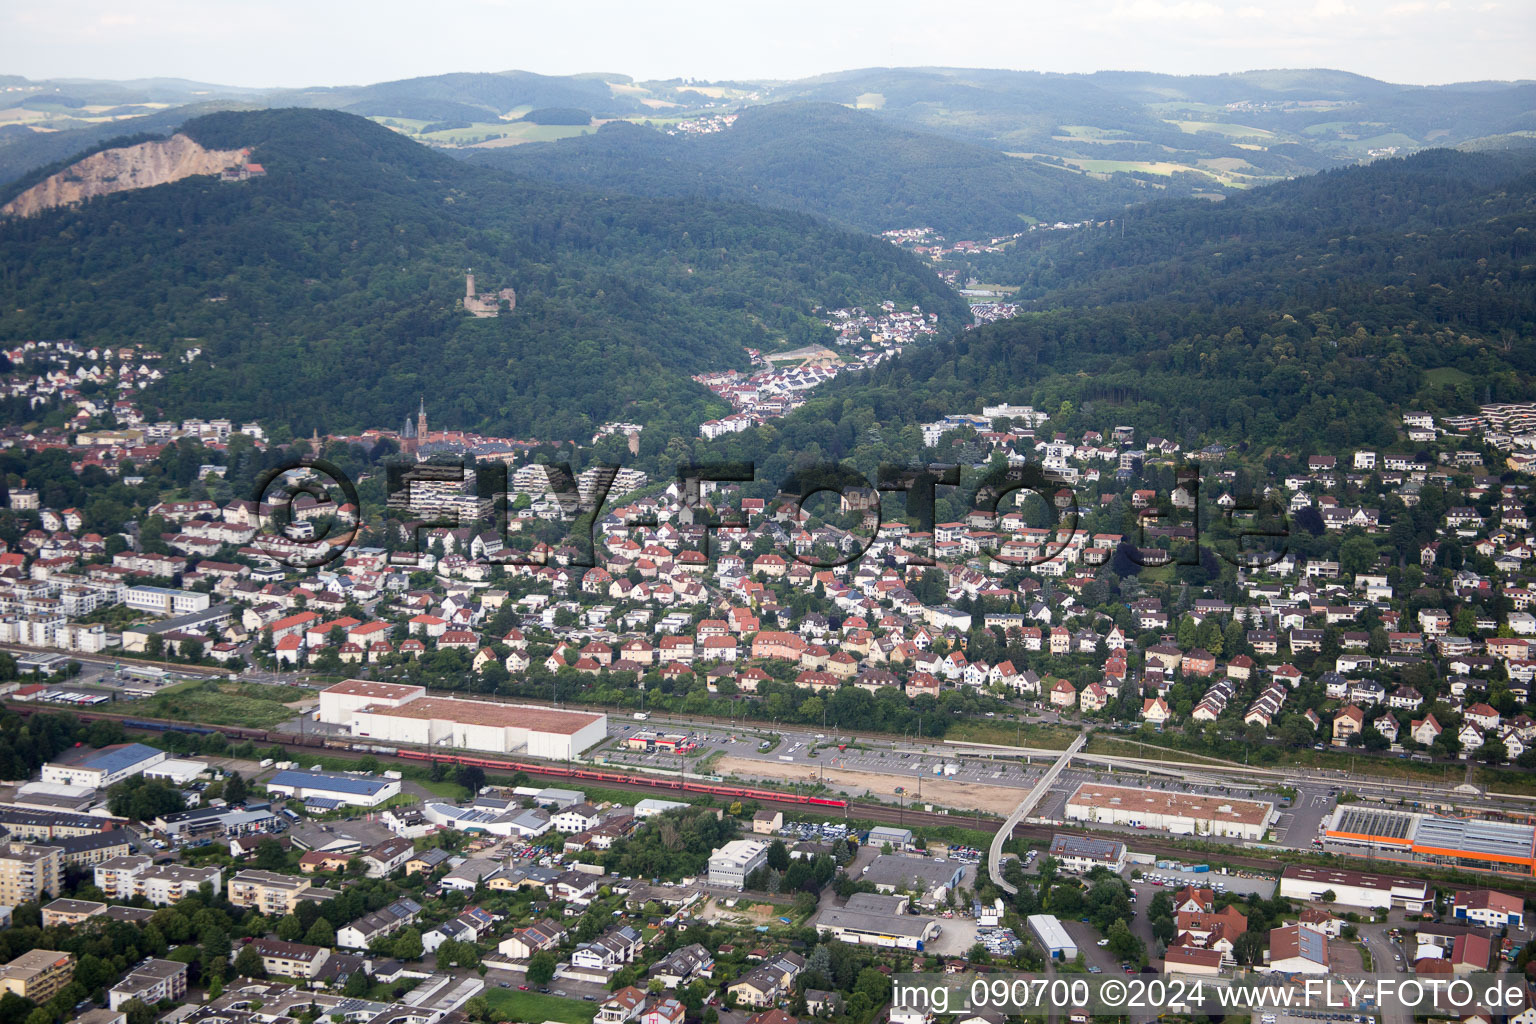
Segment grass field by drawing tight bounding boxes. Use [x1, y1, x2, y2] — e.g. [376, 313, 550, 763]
[947, 719, 1078, 750]
[367, 116, 593, 147]
[1425, 367, 1473, 386]
[1167, 120, 1275, 139]
[1056, 124, 1138, 140]
[1074, 159, 1195, 176]
[137, 679, 304, 730]
[481, 987, 593, 1024]
[1090, 733, 1471, 785]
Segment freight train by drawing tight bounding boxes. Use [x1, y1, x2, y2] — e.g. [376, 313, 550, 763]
[8, 704, 849, 811]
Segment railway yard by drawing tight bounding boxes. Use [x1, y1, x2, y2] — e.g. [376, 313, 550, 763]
[14, 683, 1536, 894]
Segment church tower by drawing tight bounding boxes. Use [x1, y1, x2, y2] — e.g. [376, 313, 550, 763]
[416, 396, 428, 444]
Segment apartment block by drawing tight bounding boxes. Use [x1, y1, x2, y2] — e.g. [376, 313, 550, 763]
[0, 842, 63, 906]
[93, 856, 221, 905]
[108, 960, 187, 1010]
[0, 950, 74, 1002]
[227, 870, 328, 914]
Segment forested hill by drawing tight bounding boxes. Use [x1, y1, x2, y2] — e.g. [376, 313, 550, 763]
[0, 108, 967, 441]
[469, 102, 1195, 238]
[698, 150, 1536, 480]
[974, 148, 1536, 334]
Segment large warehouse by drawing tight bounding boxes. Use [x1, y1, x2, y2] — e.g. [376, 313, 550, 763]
[265, 770, 401, 808]
[318, 679, 426, 724]
[41, 743, 167, 789]
[1063, 782, 1275, 840]
[814, 893, 939, 950]
[320, 680, 608, 760]
[1324, 806, 1536, 876]
[1279, 864, 1432, 912]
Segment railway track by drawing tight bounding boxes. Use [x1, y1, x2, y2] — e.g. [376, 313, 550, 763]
[20, 702, 1536, 892]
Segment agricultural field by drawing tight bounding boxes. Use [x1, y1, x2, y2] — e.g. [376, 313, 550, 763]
[1166, 119, 1275, 139]
[367, 116, 594, 148]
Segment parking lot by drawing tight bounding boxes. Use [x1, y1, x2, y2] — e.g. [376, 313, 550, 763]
[599, 720, 1051, 789]
[1134, 868, 1276, 898]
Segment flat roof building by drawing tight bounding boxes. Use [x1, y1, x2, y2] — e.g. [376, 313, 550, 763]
[93, 858, 221, 904]
[228, 870, 329, 915]
[1064, 782, 1275, 840]
[266, 770, 401, 808]
[1324, 806, 1536, 876]
[867, 826, 915, 851]
[0, 950, 74, 1003]
[1279, 864, 1431, 912]
[349, 694, 607, 760]
[317, 679, 427, 724]
[41, 898, 106, 927]
[709, 839, 769, 890]
[142, 758, 208, 785]
[814, 893, 939, 949]
[109, 959, 187, 1011]
[41, 743, 166, 789]
[860, 854, 967, 904]
[0, 842, 63, 907]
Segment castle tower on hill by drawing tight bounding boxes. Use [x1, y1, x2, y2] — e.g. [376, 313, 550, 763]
[462, 268, 516, 318]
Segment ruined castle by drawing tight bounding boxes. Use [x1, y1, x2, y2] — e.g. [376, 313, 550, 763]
[463, 270, 516, 318]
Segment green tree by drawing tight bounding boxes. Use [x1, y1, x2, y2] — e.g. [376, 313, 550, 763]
[304, 918, 335, 947]
[393, 928, 423, 961]
[234, 943, 265, 978]
[528, 950, 558, 985]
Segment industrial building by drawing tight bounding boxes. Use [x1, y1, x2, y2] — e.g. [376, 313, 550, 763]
[709, 839, 769, 889]
[1324, 805, 1536, 876]
[141, 758, 208, 785]
[317, 678, 426, 723]
[814, 893, 939, 949]
[265, 770, 401, 809]
[1452, 889, 1524, 928]
[1064, 782, 1275, 840]
[1266, 924, 1330, 974]
[319, 678, 607, 759]
[1279, 864, 1431, 912]
[40, 743, 167, 789]
[1049, 834, 1128, 874]
[1028, 914, 1078, 960]
[860, 854, 967, 905]
[867, 826, 915, 851]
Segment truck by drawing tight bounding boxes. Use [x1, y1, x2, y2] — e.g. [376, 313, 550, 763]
[259, 758, 274, 768]
[633, 712, 649, 721]
[943, 762, 959, 776]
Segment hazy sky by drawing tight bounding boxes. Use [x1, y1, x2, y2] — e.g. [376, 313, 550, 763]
[5, 0, 1533, 88]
